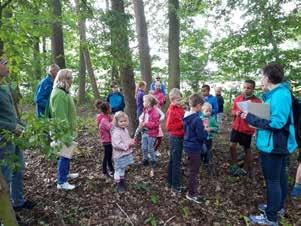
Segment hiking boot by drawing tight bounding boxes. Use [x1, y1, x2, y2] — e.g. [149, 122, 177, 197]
[291, 185, 301, 198]
[57, 182, 76, 190]
[258, 203, 285, 217]
[249, 214, 278, 226]
[13, 200, 35, 212]
[141, 159, 149, 166]
[185, 193, 205, 204]
[116, 181, 125, 193]
[229, 165, 247, 176]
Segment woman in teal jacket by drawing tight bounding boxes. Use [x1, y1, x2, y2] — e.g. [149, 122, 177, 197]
[242, 63, 297, 225]
[49, 69, 78, 190]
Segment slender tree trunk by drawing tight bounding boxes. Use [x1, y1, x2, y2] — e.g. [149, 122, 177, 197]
[111, 0, 137, 135]
[51, 0, 66, 68]
[75, 0, 100, 100]
[268, 26, 280, 62]
[33, 37, 42, 80]
[78, 48, 86, 104]
[168, 0, 180, 90]
[133, 0, 152, 91]
[0, 171, 18, 226]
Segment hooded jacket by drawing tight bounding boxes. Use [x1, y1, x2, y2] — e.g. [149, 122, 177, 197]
[139, 107, 160, 137]
[96, 113, 112, 144]
[183, 111, 205, 153]
[166, 103, 184, 137]
[245, 83, 297, 154]
[111, 126, 133, 160]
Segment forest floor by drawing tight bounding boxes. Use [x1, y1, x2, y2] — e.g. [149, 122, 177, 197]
[17, 111, 301, 226]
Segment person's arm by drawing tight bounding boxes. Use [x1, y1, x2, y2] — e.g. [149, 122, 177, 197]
[0, 120, 16, 132]
[161, 84, 166, 96]
[156, 107, 165, 122]
[144, 112, 160, 129]
[100, 118, 112, 132]
[195, 118, 205, 143]
[212, 97, 219, 115]
[231, 97, 241, 116]
[245, 92, 291, 131]
[166, 108, 184, 131]
[51, 95, 68, 124]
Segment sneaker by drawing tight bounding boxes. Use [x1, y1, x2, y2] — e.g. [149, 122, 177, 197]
[291, 185, 301, 198]
[67, 173, 79, 179]
[258, 203, 285, 217]
[249, 214, 278, 226]
[185, 193, 205, 204]
[57, 182, 76, 190]
[13, 200, 35, 212]
[108, 171, 114, 178]
[171, 186, 186, 194]
[150, 169, 154, 177]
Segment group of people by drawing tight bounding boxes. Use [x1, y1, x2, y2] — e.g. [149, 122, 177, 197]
[1, 59, 301, 226]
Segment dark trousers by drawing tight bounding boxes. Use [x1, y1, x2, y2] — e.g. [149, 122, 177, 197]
[167, 136, 183, 189]
[260, 152, 287, 222]
[201, 139, 212, 166]
[186, 152, 201, 196]
[103, 144, 114, 174]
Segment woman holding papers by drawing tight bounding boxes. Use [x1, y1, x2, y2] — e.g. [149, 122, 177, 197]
[241, 63, 297, 226]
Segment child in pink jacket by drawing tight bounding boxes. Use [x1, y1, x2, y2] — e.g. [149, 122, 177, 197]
[139, 94, 160, 177]
[111, 111, 135, 192]
[96, 101, 114, 177]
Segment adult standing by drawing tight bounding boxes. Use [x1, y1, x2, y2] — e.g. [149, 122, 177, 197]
[242, 63, 297, 225]
[201, 84, 219, 116]
[215, 87, 224, 126]
[0, 59, 34, 211]
[150, 76, 167, 96]
[34, 64, 60, 117]
[49, 69, 78, 190]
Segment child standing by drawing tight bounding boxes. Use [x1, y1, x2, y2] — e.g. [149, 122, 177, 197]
[200, 102, 218, 175]
[166, 88, 185, 193]
[111, 111, 135, 192]
[152, 81, 165, 109]
[107, 81, 125, 114]
[183, 93, 205, 204]
[96, 101, 114, 177]
[139, 94, 160, 177]
[136, 81, 146, 118]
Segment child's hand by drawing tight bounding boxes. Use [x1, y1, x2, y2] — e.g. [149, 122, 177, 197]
[205, 126, 211, 132]
[240, 112, 248, 119]
[139, 122, 145, 128]
[129, 139, 136, 148]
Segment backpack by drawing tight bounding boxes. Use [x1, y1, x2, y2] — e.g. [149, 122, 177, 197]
[292, 94, 301, 147]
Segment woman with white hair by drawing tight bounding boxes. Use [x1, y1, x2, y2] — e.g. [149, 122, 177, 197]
[49, 69, 78, 190]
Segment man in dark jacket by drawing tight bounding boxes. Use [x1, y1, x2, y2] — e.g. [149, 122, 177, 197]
[0, 59, 34, 211]
[34, 64, 60, 117]
[183, 93, 206, 204]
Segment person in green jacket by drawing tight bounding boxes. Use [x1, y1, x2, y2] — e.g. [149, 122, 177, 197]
[200, 102, 219, 175]
[49, 69, 78, 190]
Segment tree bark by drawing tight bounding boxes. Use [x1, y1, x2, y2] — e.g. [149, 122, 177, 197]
[33, 37, 42, 80]
[133, 0, 152, 91]
[0, 171, 18, 226]
[78, 48, 86, 104]
[75, 0, 100, 100]
[168, 0, 180, 90]
[111, 0, 138, 135]
[51, 0, 66, 68]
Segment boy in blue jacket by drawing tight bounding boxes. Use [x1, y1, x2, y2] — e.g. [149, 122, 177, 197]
[107, 81, 125, 114]
[183, 93, 206, 204]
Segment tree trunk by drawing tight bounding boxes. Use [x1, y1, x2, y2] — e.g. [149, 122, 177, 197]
[133, 0, 152, 91]
[0, 171, 18, 226]
[75, 0, 100, 100]
[111, 0, 137, 135]
[51, 0, 66, 68]
[33, 37, 42, 80]
[78, 48, 86, 104]
[168, 0, 180, 91]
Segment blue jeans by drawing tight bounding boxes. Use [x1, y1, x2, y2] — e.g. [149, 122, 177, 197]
[167, 136, 183, 189]
[260, 152, 287, 222]
[0, 143, 25, 207]
[141, 133, 156, 167]
[57, 156, 70, 184]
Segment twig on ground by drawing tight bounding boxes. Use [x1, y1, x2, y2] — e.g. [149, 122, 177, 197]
[52, 204, 66, 226]
[164, 216, 176, 226]
[116, 202, 134, 226]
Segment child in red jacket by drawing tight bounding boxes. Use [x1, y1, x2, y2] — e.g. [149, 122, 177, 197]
[229, 80, 261, 176]
[139, 94, 160, 177]
[166, 88, 185, 193]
